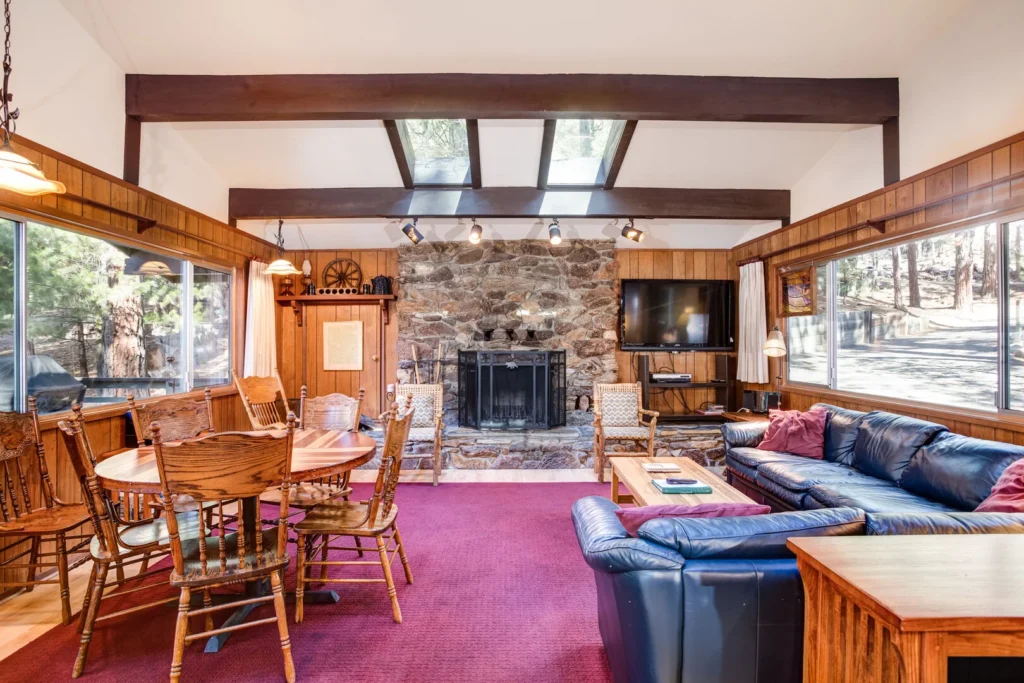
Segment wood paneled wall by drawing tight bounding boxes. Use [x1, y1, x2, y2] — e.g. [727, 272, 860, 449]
[733, 129, 1024, 441]
[614, 249, 738, 415]
[276, 249, 398, 417]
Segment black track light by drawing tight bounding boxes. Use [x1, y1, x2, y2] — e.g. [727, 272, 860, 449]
[402, 218, 424, 244]
[621, 218, 645, 243]
[548, 218, 562, 245]
[469, 219, 483, 244]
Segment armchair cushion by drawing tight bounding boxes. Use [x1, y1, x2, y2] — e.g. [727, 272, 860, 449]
[407, 427, 437, 442]
[601, 391, 640, 427]
[603, 426, 652, 439]
[401, 394, 435, 428]
[851, 411, 947, 482]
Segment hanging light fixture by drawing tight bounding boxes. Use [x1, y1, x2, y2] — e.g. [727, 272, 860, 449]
[621, 217, 645, 243]
[547, 218, 562, 245]
[0, 0, 64, 196]
[468, 218, 483, 244]
[402, 217, 424, 244]
[265, 219, 302, 275]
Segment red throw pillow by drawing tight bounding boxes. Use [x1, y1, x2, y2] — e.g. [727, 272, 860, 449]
[615, 502, 771, 536]
[975, 458, 1024, 512]
[758, 407, 827, 459]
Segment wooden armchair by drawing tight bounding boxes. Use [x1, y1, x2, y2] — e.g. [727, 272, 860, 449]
[592, 382, 659, 483]
[393, 383, 444, 486]
[233, 369, 289, 430]
[0, 397, 91, 625]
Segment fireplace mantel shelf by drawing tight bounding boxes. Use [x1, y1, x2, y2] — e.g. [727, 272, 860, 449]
[275, 294, 396, 327]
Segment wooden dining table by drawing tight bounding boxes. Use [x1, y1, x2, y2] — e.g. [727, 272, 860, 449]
[94, 428, 377, 652]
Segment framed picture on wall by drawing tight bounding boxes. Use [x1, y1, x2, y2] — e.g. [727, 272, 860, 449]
[779, 265, 816, 317]
[323, 321, 363, 370]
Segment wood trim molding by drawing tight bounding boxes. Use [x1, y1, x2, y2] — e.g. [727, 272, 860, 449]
[36, 385, 238, 430]
[604, 120, 637, 189]
[882, 117, 900, 186]
[123, 115, 141, 185]
[467, 119, 482, 189]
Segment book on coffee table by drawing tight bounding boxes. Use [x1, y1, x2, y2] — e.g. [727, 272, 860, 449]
[641, 462, 681, 473]
[651, 479, 713, 495]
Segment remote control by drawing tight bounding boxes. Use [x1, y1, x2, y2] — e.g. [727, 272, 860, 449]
[664, 478, 699, 485]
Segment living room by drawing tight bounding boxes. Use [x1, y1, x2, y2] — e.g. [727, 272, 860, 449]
[1, 1, 1023, 682]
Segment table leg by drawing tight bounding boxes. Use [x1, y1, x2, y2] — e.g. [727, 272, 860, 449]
[610, 467, 619, 504]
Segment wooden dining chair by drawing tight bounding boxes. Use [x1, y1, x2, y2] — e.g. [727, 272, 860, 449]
[233, 369, 289, 430]
[58, 411, 198, 678]
[0, 396, 91, 625]
[153, 418, 297, 683]
[294, 398, 414, 624]
[394, 383, 444, 485]
[592, 382, 660, 483]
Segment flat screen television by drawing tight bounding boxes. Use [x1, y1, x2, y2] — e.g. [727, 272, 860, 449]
[619, 279, 735, 351]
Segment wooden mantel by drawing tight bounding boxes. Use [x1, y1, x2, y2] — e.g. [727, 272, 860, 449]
[275, 294, 396, 326]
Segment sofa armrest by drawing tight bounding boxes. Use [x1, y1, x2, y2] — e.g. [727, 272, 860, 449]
[866, 511, 1024, 536]
[639, 508, 866, 560]
[571, 496, 684, 573]
[722, 421, 770, 449]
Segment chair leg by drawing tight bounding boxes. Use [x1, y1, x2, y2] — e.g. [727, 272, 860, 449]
[393, 523, 413, 584]
[169, 587, 191, 683]
[73, 561, 107, 678]
[77, 561, 98, 634]
[433, 439, 441, 486]
[319, 536, 330, 583]
[203, 589, 214, 632]
[295, 534, 306, 623]
[376, 534, 402, 624]
[353, 535, 364, 557]
[594, 439, 605, 484]
[140, 552, 151, 574]
[25, 537, 39, 592]
[270, 569, 296, 683]
[56, 532, 72, 625]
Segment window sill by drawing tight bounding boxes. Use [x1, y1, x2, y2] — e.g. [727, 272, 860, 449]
[36, 384, 238, 430]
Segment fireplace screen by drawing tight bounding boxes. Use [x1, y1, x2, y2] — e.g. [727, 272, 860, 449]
[458, 350, 566, 430]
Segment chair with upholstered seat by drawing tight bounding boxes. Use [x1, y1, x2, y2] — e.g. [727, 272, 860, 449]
[592, 383, 659, 483]
[294, 399, 414, 624]
[393, 383, 443, 485]
[233, 369, 289, 430]
[0, 397, 91, 625]
[153, 418, 298, 683]
[58, 410, 199, 678]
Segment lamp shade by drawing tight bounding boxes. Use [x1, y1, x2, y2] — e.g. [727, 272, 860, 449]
[763, 325, 787, 357]
[265, 258, 302, 275]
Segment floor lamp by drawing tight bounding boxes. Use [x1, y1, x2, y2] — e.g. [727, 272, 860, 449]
[763, 325, 787, 387]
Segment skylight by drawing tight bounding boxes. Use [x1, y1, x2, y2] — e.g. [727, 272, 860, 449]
[548, 119, 626, 186]
[401, 119, 471, 186]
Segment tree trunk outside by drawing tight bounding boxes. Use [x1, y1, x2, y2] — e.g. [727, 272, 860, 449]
[1016, 223, 1023, 281]
[102, 290, 146, 398]
[907, 243, 921, 308]
[954, 230, 974, 311]
[981, 224, 997, 297]
[891, 247, 906, 311]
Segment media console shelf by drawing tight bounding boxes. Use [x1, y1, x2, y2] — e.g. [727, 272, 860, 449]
[637, 354, 736, 422]
[275, 294, 397, 327]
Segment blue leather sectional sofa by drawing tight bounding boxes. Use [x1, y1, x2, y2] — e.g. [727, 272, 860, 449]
[572, 404, 1024, 683]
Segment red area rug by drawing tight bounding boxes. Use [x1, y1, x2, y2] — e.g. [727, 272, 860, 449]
[3, 483, 613, 682]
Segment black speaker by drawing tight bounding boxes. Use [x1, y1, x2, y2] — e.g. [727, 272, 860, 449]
[743, 390, 781, 414]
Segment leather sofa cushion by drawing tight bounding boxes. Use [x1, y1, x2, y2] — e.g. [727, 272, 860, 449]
[571, 496, 684, 573]
[726, 454, 760, 483]
[756, 460, 880, 493]
[865, 511, 1024, 535]
[900, 432, 1024, 511]
[638, 508, 865, 559]
[851, 411, 947, 482]
[807, 482, 956, 513]
[726, 446, 808, 471]
[721, 421, 771, 449]
[756, 476, 808, 509]
[812, 403, 866, 465]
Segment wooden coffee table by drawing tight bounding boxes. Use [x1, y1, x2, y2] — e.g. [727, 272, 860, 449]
[610, 457, 756, 506]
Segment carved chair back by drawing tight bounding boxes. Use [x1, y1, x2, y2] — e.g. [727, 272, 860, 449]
[233, 369, 289, 430]
[127, 389, 214, 444]
[0, 396, 55, 522]
[395, 383, 442, 428]
[593, 383, 642, 427]
[152, 417, 295, 580]
[300, 386, 364, 431]
[368, 398, 414, 524]
[57, 413, 121, 557]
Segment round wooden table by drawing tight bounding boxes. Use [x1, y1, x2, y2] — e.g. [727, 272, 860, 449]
[94, 428, 376, 653]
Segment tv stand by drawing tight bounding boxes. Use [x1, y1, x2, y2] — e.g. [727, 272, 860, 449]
[636, 354, 735, 421]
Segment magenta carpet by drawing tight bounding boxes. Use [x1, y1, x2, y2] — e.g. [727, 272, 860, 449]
[3, 483, 614, 682]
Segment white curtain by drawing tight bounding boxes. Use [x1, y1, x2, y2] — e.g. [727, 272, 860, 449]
[243, 260, 278, 377]
[737, 261, 769, 384]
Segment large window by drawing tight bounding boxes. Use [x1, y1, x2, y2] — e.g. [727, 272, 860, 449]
[787, 217, 1021, 413]
[0, 218, 232, 414]
[548, 119, 627, 186]
[399, 119, 471, 186]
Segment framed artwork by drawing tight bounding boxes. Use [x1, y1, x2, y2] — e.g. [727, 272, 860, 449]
[323, 321, 363, 370]
[779, 265, 816, 317]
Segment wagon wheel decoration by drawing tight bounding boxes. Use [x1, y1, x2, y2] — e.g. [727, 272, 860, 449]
[321, 258, 362, 290]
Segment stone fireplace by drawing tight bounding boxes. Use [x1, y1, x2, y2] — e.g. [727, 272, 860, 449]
[457, 350, 566, 430]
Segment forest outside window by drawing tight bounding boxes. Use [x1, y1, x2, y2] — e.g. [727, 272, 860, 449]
[0, 218, 232, 414]
[787, 217, 1022, 413]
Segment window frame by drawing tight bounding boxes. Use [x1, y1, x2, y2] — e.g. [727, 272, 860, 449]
[783, 211, 1024, 416]
[537, 119, 635, 189]
[2, 211, 236, 415]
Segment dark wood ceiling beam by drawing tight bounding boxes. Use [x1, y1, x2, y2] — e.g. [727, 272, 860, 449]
[466, 119, 482, 189]
[123, 115, 141, 185]
[383, 119, 414, 189]
[126, 74, 899, 124]
[882, 116, 900, 186]
[228, 186, 790, 222]
[537, 120, 556, 189]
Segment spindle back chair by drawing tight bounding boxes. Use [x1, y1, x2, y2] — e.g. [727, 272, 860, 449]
[299, 385, 363, 431]
[0, 396, 91, 625]
[127, 388, 214, 444]
[392, 383, 444, 485]
[153, 417, 297, 683]
[233, 369, 289, 430]
[592, 382, 659, 483]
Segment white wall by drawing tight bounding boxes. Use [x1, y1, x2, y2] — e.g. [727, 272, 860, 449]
[140, 124, 230, 222]
[899, 0, 1024, 177]
[790, 126, 884, 222]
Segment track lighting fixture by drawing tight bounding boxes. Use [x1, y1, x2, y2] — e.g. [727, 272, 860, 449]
[402, 218, 424, 244]
[468, 219, 483, 244]
[548, 218, 562, 245]
[265, 219, 303, 275]
[621, 218, 645, 243]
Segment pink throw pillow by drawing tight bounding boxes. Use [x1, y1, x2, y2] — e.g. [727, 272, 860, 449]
[615, 502, 771, 536]
[758, 407, 827, 459]
[975, 459, 1024, 512]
